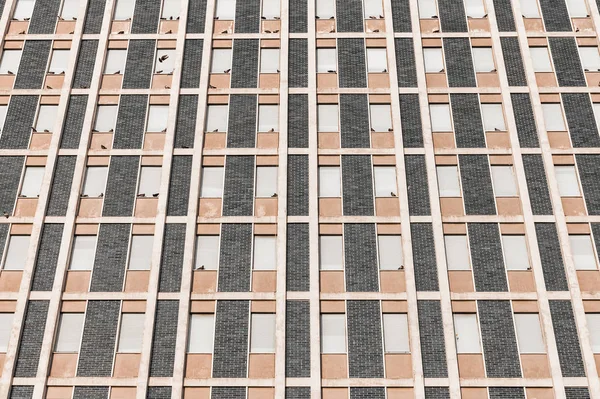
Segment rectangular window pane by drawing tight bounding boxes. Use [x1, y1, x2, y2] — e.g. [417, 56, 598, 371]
[316, 0, 335, 18]
[430, 104, 452, 131]
[256, 166, 278, 197]
[215, 0, 236, 19]
[378, 235, 403, 270]
[55, 313, 84, 352]
[319, 236, 343, 270]
[0, 313, 13, 352]
[69, 236, 96, 271]
[49, 50, 70, 74]
[36, 105, 58, 132]
[418, 0, 437, 17]
[0, 50, 21, 74]
[200, 167, 224, 198]
[162, 0, 181, 18]
[94, 105, 118, 132]
[445, 235, 470, 270]
[566, 0, 588, 17]
[3, 236, 30, 270]
[128, 235, 154, 270]
[114, 0, 135, 20]
[13, 0, 35, 19]
[464, 0, 486, 17]
[502, 235, 530, 270]
[541, 103, 566, 131]
[118, 313, 145, 353]
[321, 314, 346, 353]
[83, 166, 108, 197]
[530, 47, 553, 72]
[146, 105, 169, 132]
[250, 313, 276, 352]
[104, 50, 127, 74]
[364, 0, 384, 17]
[555, 166, 581, 197]
[472, 47, 495, 72]
[521, 0, 541, 17]
[514, 313, 545, 353]
[253, 236, 277, 270]
[481, 103, 506, 131]
[195, 236, 219, 270]
[578, 47, 600, 71]
[570, 235, 597, 270]
[260, 49, 280, 73]
[423, 48, 444, 73]
[211, 49, 232, 73]
[155, 49, 176, 74]
[206, 105, 228, 132]
[436, 166, 461, 197]
[317, 104, 339, 132]
[188, 314, 215, 353]
[61, 0, 80, 19]
[262, 0, 281, 18]
[374, 166, 397, 197]
[318, 166, 341, 197]
[367, 48, 387, 73]
[20, 167, 45, 197]
[317, 48, 337, 73]
[138, 167, 162, 196]
[491, 166, 518, 197]
[258, 105, 279, 132]
[383, 314, 409, 352]
[370, 104, 392, 132]
[587, 314, 600, 353]
[454, 314, 481, 353]
[594, 103, 600, 129]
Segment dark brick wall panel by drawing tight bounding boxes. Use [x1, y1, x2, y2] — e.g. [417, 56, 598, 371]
[550, 300, 586, 377]
[511, 93, 538, 147]
[288, 155, 309, 216]
[60, 95, 88, 149]
[149, 300, 179, 377]
[222, 156, 254, 216]
[468, 223, 508, 292]
[391, 0, 412, 32]
[340, 94, 370, 148]
[489, 387, 525, 399]
[443, 38, 476, 87]
[102, 156, 140, 216]
[344, 224, 379, 292]
[114, 95, 148, 149]
[218, 224, 252, 292]
[187, 0, 208, 33]
[412, 223, 439, 291]
[0, 156, 24, 214]
[549, 38, 586, 87]
[536, 223, 569, 291]
[28, 0, 60, 33]
[593, 224, 600, 268]
[287, 223, 309, 292]
[289, 39, 308, 88]
[77, 301, 120, 377]
[181, 40, 203, 88]
[493, 0, 516, 31]
[31, 224, 64, 291]
[73, 40, 98, 89]
[14, 41, 51, 89]
[523, 155, 553, 215]
[9, 387, 33, 399]
[147, 387, 172, 399]
[123, 40, 155, 89]
[577, 154, 600, 215]
[286, 300, 310, 377]
[83, 0, 106, 33]
[424, 388, 450, 399]
[227, 95, 257, 148]
[174, 95, 198, 149]
[235, 0, 260, 33]
[400, 94, 423, 147]
[159, 224, 186, 292]
[451, 93, 485, 148]
[288, 94, 308, 148]
[338, 39, 367, 88]
[459, 155, 496, 215]
[90, 224, 130, 292]
[565, 388, 591, 399]
[0, 96, 37, 149]
[290, 0, 308, 32]
[539, 0, 572, 31]
[336, 0, 363, 32]
[350, 388, 385, 399]
[131, 0, 161, 33]
[0, 225, 8, 261]
[73, 387, 109, 399]
[286, 387, 311, 399]
[438, 0, 468, 31]
[395, 38, 417, 87]
[14, 301, 49, 377]
[342, 155, 374, 216]
[231, 39, 259, 88]
[418, 300, 448, 378]
[406, 155, 431, 215]
[212, 301, 249, 378]
[212, 388, 246, 399]
[501, 37, 527, 86]
[347, 301, 384, 378]
[167, 156, 192, 216]
[562, 93, 600, 148]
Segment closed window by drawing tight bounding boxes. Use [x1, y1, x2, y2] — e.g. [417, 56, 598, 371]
[436, 166, 461, 197]
[215, 0, 236, 19]
[13, 0, 35, 20]
[146, 105, 169, 132]
[578, 47, 600, 71]
[61, 0, 80, 20]
[453, 314, 481, 353]
[187, 314, 215, 353]
[155, 49, 176, 74]
[364, 0, 383, 17]
[253, 236, 277, 270]
[521, 0, 541, 17]
[445, 235, 470, 270]
[317, 104, 339, 132]
[472, 47, 495, 72]
[260, 49, 280, 73]
[55, 313, 84, 352]
[570, 235, 597, 270]
[366, 48, 387, 73]
[417, 0, 437, 17]
[383, 314, 409, 352]
[502, 235, 530, 270]
[48, 50, 70, 74]
[555, 166, 581, 197]
[94, 105, 118, 132]
[82, 166, 108, 197]
[430, 104, 452, 132]
[206, 105, 228, 132]
[69, 235, 96, 271]
[138, 166, 162, 197]
[317, 48, 337, 73]
[200, 167, 224, 198]
[321, 314, 346, 353]
[318, 166, 341, 197]
[423, 48, 444, 73]
[586, 313, 600, 352]
[594, 103, 600, 129]
[530, 47, 553, 72]
[262, 0, 280, 19]
[464, 0, 486, 17]
[481, 103, 506, 131]
[316, 0, 335, 19]
[0, 313, 13, 352]
[319, 235, 343, 270]
[36, 105, 58, 132]
[128, 235, 154, 270]
[0, 50, 21, 75]
[541, 103, 566, 131]
[211, 49, 232, 73]
[114, 0, 135, 20]
[258, 105, 279, 132]
[491, 166, 518, 197]
[250, 314, 276, 352]
[3, 236, 30, 270]
[162, 0, 181, 19]
[256, 166, 278, 197]
[378, 235, 403, 270]
[117, 313, 145, 353]
[104, 49, 127, 74]
[0, 106, 7, 131]
[514, 313, 545, 353]
[566, 0, 588, 17]
[374, 166, 397, 197]
[20, 167, 45, 197]
[370, 104, 392, 132]
[194, 235, 220, 270]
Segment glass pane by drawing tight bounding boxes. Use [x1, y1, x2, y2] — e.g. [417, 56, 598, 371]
[521, 0, 541, 17]
[162, 0, 181, 18]
[0, 50, 21, 74]
[502, 235, 530, 270]
[423, 48, 444, 73]
[319, 236, 343, 270]
[61, 0, 80, 19]
[250, 313, 276, 352]
[35, 105, 58, 131]
[55, 313, 84, 352]
[378, 235, 403, 270]
[318, 167, 341, 197]
[383, 314, 409, 352]
[570, 235, 597, 270]
[541, 103, 566, 131]
[138, 167, 162, 196]
[566, 0, 588, 17]
[514, 314, 545, 353]
[49, 50, 70, 74]
[118, 313, 145, 352]
[211, 49, 232, 73]
[104, 50, 127, 74]
[258, 105, 279, 132]
[83, 167, 108, 197]
[464, 0, 486, 17]
[206, 105, 229, 132]
[13, 0, 35, 20]
[555, 166, 580, 197]
[472, 48, 495, 72]
[114, 0, 135, 20]
[3, 236, 31, 270]
[94, 105, 118, 132]
[374, 166, 397, 197]
[491, 166, 518, 197]
[20, 167, 45, 197]
[317, 48, 337, 73]
[262, 0, 281, 19]
[69, 236, 96, 271]
[321, 314, 346, 353]
[253, 236, 277, 270]
[430, 104, 452, 132]
[445, 235, 470, 270]
[418, 0, 437, 17]
[578, 47, 600, 71]
[260, 49, 280, 73]
[256, 166, 278, 197]
[370, 104, 392, 132]
[364, 0, 384, 17]
[0, 313, 14, 352]
[367, 48, 387, 73]
[195, 236, 220, 270]
[316, 0, 335, 18]
[200, 167, 224, 198]
[215, 0, 236, 19]
[155, 49, 176, 74]
[454, 314, 481, 353]
[586, 314, 600, 352]
[481, 103, 506, 131]
[317, 104, 339, 132]
[128, 235, 154, 270]
[436, 166, 461, 197]
[530, 47, 553, 72]
[188, 314, 215, 353]
[146, 105, 169, 132]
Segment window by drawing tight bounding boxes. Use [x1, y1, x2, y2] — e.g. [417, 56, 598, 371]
[215, 0, 236, 19]
[555, 166, 581, 197]
[20, 167, 45, 197]
[383, 314, 409, 352]
[316, 0, 335, 19]
[55, 313, 84, 352]
[155, 49, 176, 74]
[146, 105, 169, 132]
[317, 104, 339, 132]
[162, 0, 181, 19]
[114, 0, 135, 20]
[0, 50, 22, 74]
[13, 0, 35, 20]
[364, 0, 383, 17]
[48, 50, 70, 74]
[250, 314, 276, 352]
[82, 166, 108, 197]
[502, 235, 530, 270]
[530, 47, 553, 72]
[378, 235, 403, 270]
[586, 314, 600, 352]
[566, 0, 588, 17]
[256, 166, 278, 197]
[514, 313, 545, 353]
[472, 47, 495, 72]
[3, 236, 30, 270]
[367, 48, 387, 73]
[423, 48, 444, 73]
[317, 48, 337, 73]
[200, 167, 224, 198]
[595, 103, 600, 129]
[0, 313, 13, 352]
[521, 0, 541, 17]
[430, 104, 452, 132]
[318, 166, 341, 197]
[118, 313, 145, 353]
[453, 314, 481, 353]
[374, 166, 397, 197]
[481, 103, 506, 131]
[205, 105, 228, 132]
[370, 104, 392, 132]
[321, 314, 346, 353]
[188, 314, 214, 353]
[417, 0, 437, 17]
[128, 235, 154, 270]
[210, 49, 232, 73]
[578, 47, 600, 71]
[436, 166, 461, 197]
[319, 236, 343, 270]
[491, 166, 518, 197]
[253, 236, 277, 270]
[541, 103, 566, 131]
[61, 0, 80, 20]
[35, 105, 58, 132]
[138, 166, 162, 197]
[195, 236, 219, 270]
[258, 105, 279, 132]
[262, 0, 280, 19]
[94, 105, 117, 132]
[104, 49, 127, 74]
[570, 235, 597, 270]
[260, 49, 280, 73]
[445, 235, 470, 270]
[464, 0, 486, 17]
[0, 106, 7, 131]
[69, 236, 96, 270]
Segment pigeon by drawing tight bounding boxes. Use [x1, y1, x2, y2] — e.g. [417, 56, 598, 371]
[152, 193, 159, 197]
[327, 70, 336, 73]
[165, 29, 172, 34]
[100, 144, 107, 149]
[271, 193, 278, 197]
[159, 54, 169, 62]
[391, 192, 397, 197]
[432, 28, 440, 33]
[3, 212, 9, 218]
[46, 85, 53, 89]
[208, 84, 217, 89]
[268, 128, 275, 132]
[31, 127, 37, 132]
[117, 30, 125, 34]
[265, 30, 272, 33]
[224, 69, 231, 74]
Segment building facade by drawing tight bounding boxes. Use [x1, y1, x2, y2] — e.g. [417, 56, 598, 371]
[0, 0, 600, 398]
